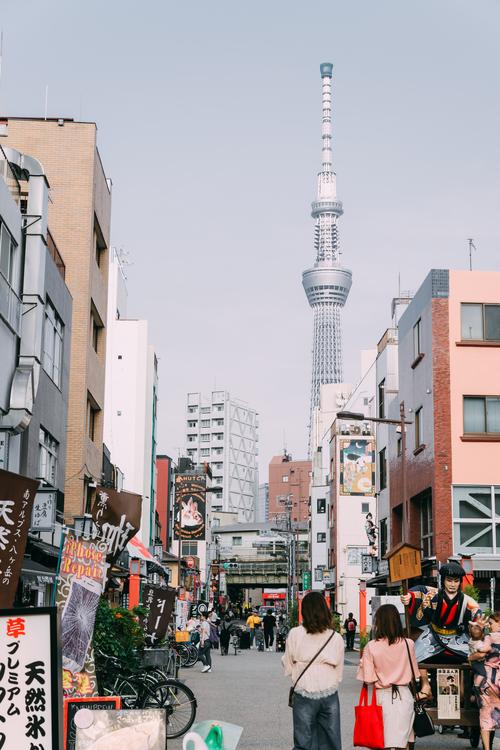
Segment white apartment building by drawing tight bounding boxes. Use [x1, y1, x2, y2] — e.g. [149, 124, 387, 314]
[256, 482, 269, 522]
[104, 252, 158, 546]
[185, 391, 258, 522]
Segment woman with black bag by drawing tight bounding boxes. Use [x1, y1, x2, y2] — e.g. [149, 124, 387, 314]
[356, 604, 422, 750]
[282, 591, 345, 750]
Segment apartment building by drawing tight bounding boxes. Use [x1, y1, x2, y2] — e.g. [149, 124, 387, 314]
[268, 454, 311, 522]
[1, 117, 111, 519]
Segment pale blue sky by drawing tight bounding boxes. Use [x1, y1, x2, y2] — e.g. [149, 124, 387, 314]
[2, 1, 499, 474]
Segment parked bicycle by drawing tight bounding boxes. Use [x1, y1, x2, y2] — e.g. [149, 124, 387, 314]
[168, 636, 199, 668]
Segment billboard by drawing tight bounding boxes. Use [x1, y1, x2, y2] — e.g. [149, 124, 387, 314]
[339, 439, 375, 496]
[173, 474, 206, 540]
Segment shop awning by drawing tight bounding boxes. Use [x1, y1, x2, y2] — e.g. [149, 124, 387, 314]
[21, 557, 57, 584]
[127, 536, 155, 562]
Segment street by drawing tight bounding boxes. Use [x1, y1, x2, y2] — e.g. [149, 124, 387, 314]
[170, 648, 476, 749]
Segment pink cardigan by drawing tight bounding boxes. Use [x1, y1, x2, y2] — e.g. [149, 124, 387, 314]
[357, 638, 419, 689]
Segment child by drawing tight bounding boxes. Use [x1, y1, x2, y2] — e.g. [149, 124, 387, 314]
[254, 622, 265, 652]
[469, 621, 491, 680]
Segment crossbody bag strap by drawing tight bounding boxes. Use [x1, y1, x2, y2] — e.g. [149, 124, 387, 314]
[292, 630, 336, 693]
[404, 638, 419, 698]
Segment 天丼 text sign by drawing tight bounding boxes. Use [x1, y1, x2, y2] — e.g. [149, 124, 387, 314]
[0, 607, 62, 750]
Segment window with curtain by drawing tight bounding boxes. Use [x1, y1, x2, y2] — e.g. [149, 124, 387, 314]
[464, 396, 500, 434]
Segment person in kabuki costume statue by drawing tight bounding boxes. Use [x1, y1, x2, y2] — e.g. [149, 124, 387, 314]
[401, 561, 485, 697]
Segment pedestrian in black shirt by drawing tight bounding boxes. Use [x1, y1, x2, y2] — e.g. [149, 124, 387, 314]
[343, 612, 357, 651]
[263, 608, 277, 651]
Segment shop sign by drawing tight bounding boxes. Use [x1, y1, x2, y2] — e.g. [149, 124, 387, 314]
[74, 708, 166, 749]
[141, 585, 176, 646]
[64, 696, 121, 750]
[174, 475, 206, 540]
[31, 490, 56, 532]
[387, 543, 421, 583]
[361, 554, 376, 575]
[91, 487, 142, 565]
[0, 606, 63, 750]
[437, 668, 460, 720]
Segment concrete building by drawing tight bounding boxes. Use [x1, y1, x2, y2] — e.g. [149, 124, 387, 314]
[185, 390, 258, 521]
[268, 454, 311, 522]
[156, 454, 172, 551]
[255, 482, 269, 522]
[1, 117, 112, 519]
[103, 252, 158, 546]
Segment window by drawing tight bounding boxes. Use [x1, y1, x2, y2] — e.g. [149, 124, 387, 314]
[200, 407, 210, 414]
[200, 419, 210, 428]
[213, 462, 223, 470]
[216, 492, 222, 500]
[232, 536, 242, 546]
[187, 434, 197, 442]
[413, 319, 422, 360]
[187, 406, 198, 414]
[378, 447, 387, 490]
[187, 420, 197, 428]
[214, 476, 223, 484]
[212, 448, 223, 456]
[463, 396, 500, 434]
[282, 476, 289, 483]
[317, 498, 326, 514]
[90, 305, 103, 355]
[420, 493, 434, 557]
[182, 541, 198, 556]
[212, 518, 220, 528]
[314, 567, 324, 582]
[213, 432, 223, 440]
[94, 218, 106, 269]
[200, 434, 210, 442]
[42, 299, 64, 387]
[316, 533, 326, 543]
[453, 485, 499, 555]
[86, 397, 100, 442]
[379, 518, 388, 557]
[378, 379, 385, 419]
[213, 418, 224, 427]
[461, 303, 500, 341]
[0, 222, 18, 288]
[397, 436, 402, 457]
[362, 502, 370, 514]
[415, 407, 423, 448]
[38, 427, 59, 485]
[200, 448, 209, 457]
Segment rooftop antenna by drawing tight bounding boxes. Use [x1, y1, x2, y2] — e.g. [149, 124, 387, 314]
[468, 238, 476, 271]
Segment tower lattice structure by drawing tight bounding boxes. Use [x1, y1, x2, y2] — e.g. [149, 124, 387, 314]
[303, 63, 352, 450]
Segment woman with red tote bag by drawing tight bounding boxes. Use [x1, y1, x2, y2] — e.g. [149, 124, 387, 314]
[356, 604, 420, 750]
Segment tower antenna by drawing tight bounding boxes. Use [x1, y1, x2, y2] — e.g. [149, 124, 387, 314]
[468, 238, 476, 271]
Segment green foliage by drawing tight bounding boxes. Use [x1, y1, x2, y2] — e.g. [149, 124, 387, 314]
[359, 631, 370, 651]
[288, 602, 299, 628]
[332, 613, 341, 633]
[93, 598, 147, 670]
[463, 584, 480, 603]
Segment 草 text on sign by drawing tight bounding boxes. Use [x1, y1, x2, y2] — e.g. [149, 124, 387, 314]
[0, 606, 63, 750]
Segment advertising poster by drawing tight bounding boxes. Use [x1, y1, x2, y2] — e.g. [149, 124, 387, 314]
[56, 531, 109, 699]
[173, 474, 206, 540]
[141, 585, 176, 646]
[91, 487, 142, 565]
[75, 709, 166, 750]
[0, 468, 39, 607]
[437, 668, 461, 720]
[0, 606, 62, 750]
[64, 697, 121, 750]
[339, 440, 375, 496]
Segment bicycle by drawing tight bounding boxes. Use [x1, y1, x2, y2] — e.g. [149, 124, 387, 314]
[168, 637, 199, 668]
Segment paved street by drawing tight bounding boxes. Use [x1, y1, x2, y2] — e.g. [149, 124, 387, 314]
[170, 648, 478, 749]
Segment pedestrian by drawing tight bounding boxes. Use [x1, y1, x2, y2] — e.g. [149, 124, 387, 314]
[282, 591, 344, 750]
[219, 614, 231, 656]
[357, 603, 419, 750]
[199, 612, 212, 673]
[343, 612, 357, 651]
[246, 610, 261, 649]
[254, 622, 265, 651]
[469, 611, 500, 750]
[263, 608, 277, 651]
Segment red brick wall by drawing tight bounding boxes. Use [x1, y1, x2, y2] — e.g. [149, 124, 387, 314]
[268, 457, 311, 522]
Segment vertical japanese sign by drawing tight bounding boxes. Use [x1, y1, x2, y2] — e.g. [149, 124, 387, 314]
[56, 531, 108, 699]
[339, 440, 375, 496]
[141, 585, 175, 646]
[91, 487, 142, 565]
[0, 606, 63, 750]
[0, 469, 39, 608]
[173, 474, 206, 540]
[31, 491, 57, 532]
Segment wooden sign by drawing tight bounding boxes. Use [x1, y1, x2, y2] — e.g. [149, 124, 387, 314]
[387, 543, 421, 583]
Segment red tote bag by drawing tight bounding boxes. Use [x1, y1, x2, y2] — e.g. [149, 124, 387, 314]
[353, 684, 385, 749]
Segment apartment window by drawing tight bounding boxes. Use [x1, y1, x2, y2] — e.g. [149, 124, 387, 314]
[378, 379, 385, 419]
[214, 476, 223, 484]
[200, 434, 210, 442]
[187, 406, 198, 414]
[90, 305, 103, 355]
[420, 493, 434, 557]
[200, 419, 210, 428]
[213, 462, 223, 470]
[93, 218, 106, 269]
[453, 485, 499, 556]
[213, 418, 224, 427]
[200, 407, 210, 414]
[397, 436, 402, 457]
[461, 303, 500, 341]
[216, 492, 222, 500]
[317, 533, 326, 543]
[463, 396, 500, 434]
[38, 427, 59, 486]
[187, 420, 197, 428]
[379, 518, 388, 557]
[212, 448, 223, 456]
[282, 476, 289, 483]
[213, 433, 223, 440]
[317, 498, 326, 514]
[200, 449, 209, 457]
[0, 222, 18, 288]
[86, 397, 100, 442]
[415, 407, 423, 449]
[362, 502, 370, 514]
[378, 447, 387, 490]
[413, 318, 423, 360]
[182, 541, 198, 556]
[42, 299, 64, 387]
[187, 434, 197, 442]
[187, 449, 196, 458]
[232, 536, 242, 546]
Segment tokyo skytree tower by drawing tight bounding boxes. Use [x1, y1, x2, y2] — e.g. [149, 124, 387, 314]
[303, 63, 352, 449]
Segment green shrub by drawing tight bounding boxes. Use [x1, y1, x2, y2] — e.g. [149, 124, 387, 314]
[93, 598, 147, 671]
[288, 602, 299, 628]
[463, 584, 480, 603]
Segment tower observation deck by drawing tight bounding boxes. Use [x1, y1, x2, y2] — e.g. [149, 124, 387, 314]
[303, 63, 352, 450]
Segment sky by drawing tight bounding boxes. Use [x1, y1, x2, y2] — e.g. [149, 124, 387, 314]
[1, 1, 499, 476]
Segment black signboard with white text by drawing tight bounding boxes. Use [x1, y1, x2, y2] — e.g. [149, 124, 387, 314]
[0, 606, 63, 750]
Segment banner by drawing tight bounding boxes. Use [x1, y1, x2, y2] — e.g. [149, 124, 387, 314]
[0, 606, 63, 750]
[91, 486, 142, 564]
[174, 474, 206, 540]
[0, 468, 39, 608]
[141, 585, 176, 646]
[56, 531, 109, 699]
[339, 439, 375, 496]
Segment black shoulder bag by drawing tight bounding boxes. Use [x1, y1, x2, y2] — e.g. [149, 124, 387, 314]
[288, 630, 336, 708]
[404, 639, 435, 737]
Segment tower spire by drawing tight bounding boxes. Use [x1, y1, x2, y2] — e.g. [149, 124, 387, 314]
[303, 63, 353, 453]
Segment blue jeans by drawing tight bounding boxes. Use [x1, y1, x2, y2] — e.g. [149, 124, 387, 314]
[292, 691, 341, 750]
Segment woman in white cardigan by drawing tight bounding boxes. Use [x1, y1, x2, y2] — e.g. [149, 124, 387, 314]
[282, 592, 345, 750]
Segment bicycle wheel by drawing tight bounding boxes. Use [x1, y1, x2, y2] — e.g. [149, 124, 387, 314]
[184, 644, 199, 668]
[142, 679, 197, 739]
[113, 675, 141, 709]
[174, 643, 191, 667]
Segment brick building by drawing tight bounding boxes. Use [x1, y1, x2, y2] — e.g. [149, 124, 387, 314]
[268, 453, 311, 522]
[1, 118, 112, 519]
